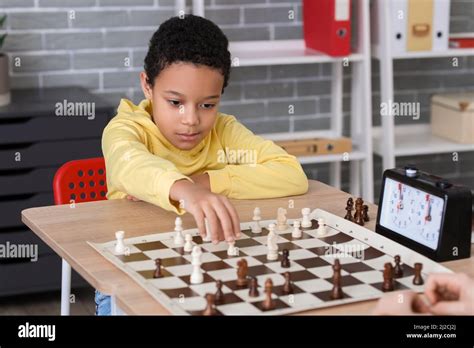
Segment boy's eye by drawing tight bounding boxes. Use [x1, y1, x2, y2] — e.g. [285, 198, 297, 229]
[200, 103, 215, 109]
[168, 100, 181, 106]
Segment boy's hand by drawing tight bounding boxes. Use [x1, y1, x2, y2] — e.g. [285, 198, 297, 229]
[373, 290, 431, 315]
[424, 273, 474, 315]
[169, 179, 241, 244]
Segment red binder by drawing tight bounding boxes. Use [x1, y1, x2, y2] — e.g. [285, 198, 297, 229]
[303, 0, 352, 57]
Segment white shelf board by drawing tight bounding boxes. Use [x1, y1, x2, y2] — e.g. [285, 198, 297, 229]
[230, 40, 364, 67]
[372, 124, 474, 157]
[372, 45, 474, 60]
[259, 129, 338, 142]
[296, 150, 366, 164]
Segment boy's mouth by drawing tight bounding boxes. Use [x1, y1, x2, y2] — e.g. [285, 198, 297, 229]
[176, 132, 200, 142]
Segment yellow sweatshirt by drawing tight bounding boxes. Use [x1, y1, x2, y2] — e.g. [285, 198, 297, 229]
[102, 99, 308, 214]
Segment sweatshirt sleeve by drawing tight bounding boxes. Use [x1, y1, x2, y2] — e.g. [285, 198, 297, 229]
[206, 115, 308, 199]
[101, 120, 192, 214]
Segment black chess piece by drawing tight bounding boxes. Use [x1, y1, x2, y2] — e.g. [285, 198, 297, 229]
[248, 276, 259, 297]
[281, 249, 290, 268]
[362, 205, 370, 222]
[153, 258, 163, 278]
[215, 280, 224, 304]
[382, 263, 395, 292]
[355, 206, 365, 226]
[282, 272, 294, 295]
[344, 205, 353, 221]
[262, 278, 275, 310]
[393, 255, 403, 278]
[413, 263, 424, 285]
[202, 293, 218, 316]
[330, 259, 343, 300]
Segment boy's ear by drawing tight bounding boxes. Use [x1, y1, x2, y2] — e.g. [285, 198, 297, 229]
[140, 71, 153, 100]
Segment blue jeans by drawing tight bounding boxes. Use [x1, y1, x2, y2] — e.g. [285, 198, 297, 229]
[94, 290, 111, 315]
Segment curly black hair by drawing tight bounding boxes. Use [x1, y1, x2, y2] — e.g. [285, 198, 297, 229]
[144, 14, 231, 93]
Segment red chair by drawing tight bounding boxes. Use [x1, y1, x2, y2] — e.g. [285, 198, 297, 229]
[52, 157, 107, 315]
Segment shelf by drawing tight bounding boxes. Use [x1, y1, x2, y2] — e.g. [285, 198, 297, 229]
[372, 124, 474, 157]
[230, 40, 364, 67]
[296, 150, 366, 164]
[372, 46, 474, 60]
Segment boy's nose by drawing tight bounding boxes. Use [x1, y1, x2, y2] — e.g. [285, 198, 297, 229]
[181, 107, 200, 126]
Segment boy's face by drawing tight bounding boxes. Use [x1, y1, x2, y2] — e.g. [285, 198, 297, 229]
[140, 62, 224, 151]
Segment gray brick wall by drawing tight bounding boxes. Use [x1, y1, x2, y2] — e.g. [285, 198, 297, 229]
[1, 0, 473, 199]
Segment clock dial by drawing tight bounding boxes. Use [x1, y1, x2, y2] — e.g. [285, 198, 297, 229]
[380, 178, 444, 250]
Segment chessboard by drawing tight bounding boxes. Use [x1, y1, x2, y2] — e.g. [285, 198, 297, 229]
[88, 208, 453, 315]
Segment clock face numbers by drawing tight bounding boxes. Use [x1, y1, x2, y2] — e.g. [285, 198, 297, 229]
[380, 178, 444, 250]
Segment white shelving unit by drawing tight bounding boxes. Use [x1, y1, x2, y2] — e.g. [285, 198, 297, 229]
[371, 0, 474, 171]
[183, 0, 374, 201]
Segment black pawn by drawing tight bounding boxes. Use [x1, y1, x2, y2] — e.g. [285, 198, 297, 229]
[413, 263, 424, 285]
[282, 272, 294, 295]
[281, 249, 290, 268]
[215, 280, 224, 304]
[330, 259, 343, 300]
[382, 263, 394, 292]
[362, 205, 370, 222]
[153, 258, 163, 278]
[344, 205, 353, 221]
[393, 255, 403, 278]
[248, 276, 259, 297]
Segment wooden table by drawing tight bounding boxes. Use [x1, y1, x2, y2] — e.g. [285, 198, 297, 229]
[21, 180, 474, 315]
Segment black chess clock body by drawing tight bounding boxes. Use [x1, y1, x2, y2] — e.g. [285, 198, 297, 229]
[376, 167, 472, 262]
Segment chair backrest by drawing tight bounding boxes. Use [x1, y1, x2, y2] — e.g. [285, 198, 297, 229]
[53, 157, 107, 205]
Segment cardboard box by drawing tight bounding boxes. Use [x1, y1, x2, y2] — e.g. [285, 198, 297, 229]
[275, 137, 352, 157]
[431, 92, 474, 144]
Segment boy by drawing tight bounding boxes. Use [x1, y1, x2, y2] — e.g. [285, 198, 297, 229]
[97, 14, 308, 315]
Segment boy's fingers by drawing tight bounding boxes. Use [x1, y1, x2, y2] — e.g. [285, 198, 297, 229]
[425, 273, 462, 305]
[412, 294, 431, 314]
[213, 202, 235, 243]
[193, 210, 206, 238]
[202, 205, 221, 244]
[221, 198, 241, 238]
[429, 301, 465, 315]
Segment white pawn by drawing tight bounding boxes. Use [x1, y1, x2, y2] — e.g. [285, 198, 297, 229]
[301, 207, 312, 228]
[202, 218, 212, 242]
[291, 220, 302, 239]
[251, 207, 262, 233]
[317, 218, 327, 236]
[227, 241, 238, 256]
[114, 230, 126, 254]
[174, 217, 184, 245]
[266, 223, 278, 261]
[277, 207, 288, 231]
[184, 233, 193, 252]
[190, 246, 203, 284]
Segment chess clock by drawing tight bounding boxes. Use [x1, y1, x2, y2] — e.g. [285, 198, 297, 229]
[376, 166, 472, 262]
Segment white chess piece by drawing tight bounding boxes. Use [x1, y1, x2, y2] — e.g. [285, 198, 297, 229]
[266, 223, 279, 261]
[301, 208, 312, 228]
[202, 218, 212, 242]
[114, 230, 126, 254]
[277, 207, 288, 231]
[227, 241, 238, 256]
[291, 220, 302, 239]
[184, 233, 193, 252]
[174, 217, 184, 245]
[251, 207, 262, 233]
[317, 218, 327, 236]
[190, 246, 203, 284]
